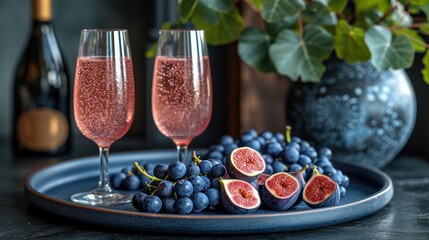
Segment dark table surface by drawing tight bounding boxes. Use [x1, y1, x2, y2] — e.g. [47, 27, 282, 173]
[1, 137, 429, 240]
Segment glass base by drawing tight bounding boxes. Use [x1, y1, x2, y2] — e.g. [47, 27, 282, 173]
[70, 189, 132, 206]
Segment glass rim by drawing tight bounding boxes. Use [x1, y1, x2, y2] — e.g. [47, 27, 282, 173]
[81, 28, 128, 33]
[158, 29, 204, 33]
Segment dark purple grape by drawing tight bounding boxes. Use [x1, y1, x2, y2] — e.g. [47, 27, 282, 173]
[262, 154, 274, 165]
[143, 162, 155, 175]
[298, 155, 312, 167]
[209, 144, 225, 153]
[132, 192, 147, 211]
[302, 147, 318, 161]
[280, 146, 300, 164]
[153, 163, 169, 179]
[188, 175, 205, 192]
[190, 192, 209, 213]
[319, 147, 332, 159]
[205, 188, 220, 207]
[314, 156, 332, 168]
[243, 129, 258, 138]
[198, 160, 212, 175]
[299, 140, 311, 151]
[263, 141, 283, 157]
[264, 164, 273, 175]
[209, 159, 220, 166]
[122, 175, 140, 190]
[339, 186, 347, 197]
[174, 179, 194, 197]
[168, 161, 186, 180]
[211, 177, 221, 189]
[206, 150, 224, 160]
[256, 136, 266, 145]
[329, 173, 343, 185]
[287, 141, 301, 152]
[260, 131, 274, 140]
[241, 139, 262, 152]
[223, 142, 238, 155]
[110, 172, 126, 189]
[291, 136, 302, 143]
[186, 164, 200, 176]
[342, 175, 350, 188]
[240, 132, 255, 143]
[274, 132, 285, 142]
[162, 197, 176, 213]
[219, 135, 234, 145]
[211, 163, 226, 177]
[272, 161, 287, 173]
[175, 197, 194, 214]
[200, 175, 211, 191]
[288, 163, 302, 172]
[142, 195, 162, 213]
[157, 180, 174, 198]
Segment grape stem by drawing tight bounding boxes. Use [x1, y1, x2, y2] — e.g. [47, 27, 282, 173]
[133, 162, 163, 182]
[285, 126, 292, 143]
[192, 151, 202, 164]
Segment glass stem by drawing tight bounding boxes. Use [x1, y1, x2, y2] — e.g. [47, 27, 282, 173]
[98, 146, 112, 193]
[177, 145, 188, 165]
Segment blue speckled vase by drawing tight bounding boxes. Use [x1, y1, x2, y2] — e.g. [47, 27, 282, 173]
[287, 61, 416, 168]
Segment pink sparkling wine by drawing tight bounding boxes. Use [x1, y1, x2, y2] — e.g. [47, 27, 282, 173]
[74, 56, 135, 147]
[152, 56, 212, 146]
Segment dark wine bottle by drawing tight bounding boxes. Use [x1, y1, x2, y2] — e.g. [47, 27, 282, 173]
[13, 0, 71, 155]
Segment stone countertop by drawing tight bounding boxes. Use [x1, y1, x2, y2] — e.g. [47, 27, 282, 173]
[1, 138, 428, 240]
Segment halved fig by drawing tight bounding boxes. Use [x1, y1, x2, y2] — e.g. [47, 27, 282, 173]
[262, 172, 300, 211]
[219, 178, 261, 214]
[226, 147, 266, 182]
[303, 166, 341, 208]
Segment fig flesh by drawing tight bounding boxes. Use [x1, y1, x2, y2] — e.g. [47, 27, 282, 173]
[226, 147, 266, 182]
[262, 172, 300, 211]
[219, 178, 261, 214]
[303, 166, 341, 208]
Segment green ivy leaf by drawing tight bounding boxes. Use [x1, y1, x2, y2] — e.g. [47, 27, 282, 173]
[391, 2, 412, 28]
[394, 28, 427, 53]
[267, 16, 298, 37]
[418, 22, 429, 34]
[355, 0, 390, 13]
[249, 0, 263, 10]
[420, 4, 429, 17]
[334, 20, 371, 63]
[422, 50, 429, 84]
[192, 7, 244, 45]
[179, 0, 199, 23]
[269, 25, 333, 82]
[410, 0, 429, 6]
[200, 0, 233, 13]
[303, 1, 337, 26]
[190, 2, 220, 25]
[364, 25, 414, 70]
[329, 0, 348, 12]
[238, 28, 275, 73]
[262, 0, 306, 23]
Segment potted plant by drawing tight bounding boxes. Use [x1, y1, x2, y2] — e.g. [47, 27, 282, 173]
[153, 0, 429, 168]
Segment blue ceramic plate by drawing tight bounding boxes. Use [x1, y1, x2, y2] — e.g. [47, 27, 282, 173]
[25, 150, 393, 234]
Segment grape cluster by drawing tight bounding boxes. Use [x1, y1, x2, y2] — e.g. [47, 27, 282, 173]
[111, 127, 350, 214]
[204, 127, 349, 197]
[127, 153, 226, 214]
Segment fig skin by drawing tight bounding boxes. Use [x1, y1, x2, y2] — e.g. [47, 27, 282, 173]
[219, 178, 261, 214]
[303, 166, 341, 208]
[261, 172, 300, 211]
[226, 147, 266, 183]
[289, 165, 308, 208]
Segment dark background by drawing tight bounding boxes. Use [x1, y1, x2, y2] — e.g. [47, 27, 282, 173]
[0, 0, 234, 151]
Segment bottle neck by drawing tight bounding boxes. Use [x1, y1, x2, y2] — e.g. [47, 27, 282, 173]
[32, 0, 52, 22]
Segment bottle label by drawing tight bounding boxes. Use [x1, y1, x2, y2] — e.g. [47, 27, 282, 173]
[17, 108, 69, 151]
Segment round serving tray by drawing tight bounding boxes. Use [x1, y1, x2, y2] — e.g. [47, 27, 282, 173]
[25, 149, 394, 234]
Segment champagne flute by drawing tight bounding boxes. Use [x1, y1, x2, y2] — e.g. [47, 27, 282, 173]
[152, 30, 212, 164]
[71, 29, 135, 206]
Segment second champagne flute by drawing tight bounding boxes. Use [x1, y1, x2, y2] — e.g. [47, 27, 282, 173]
[152, 30, 212, 164]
